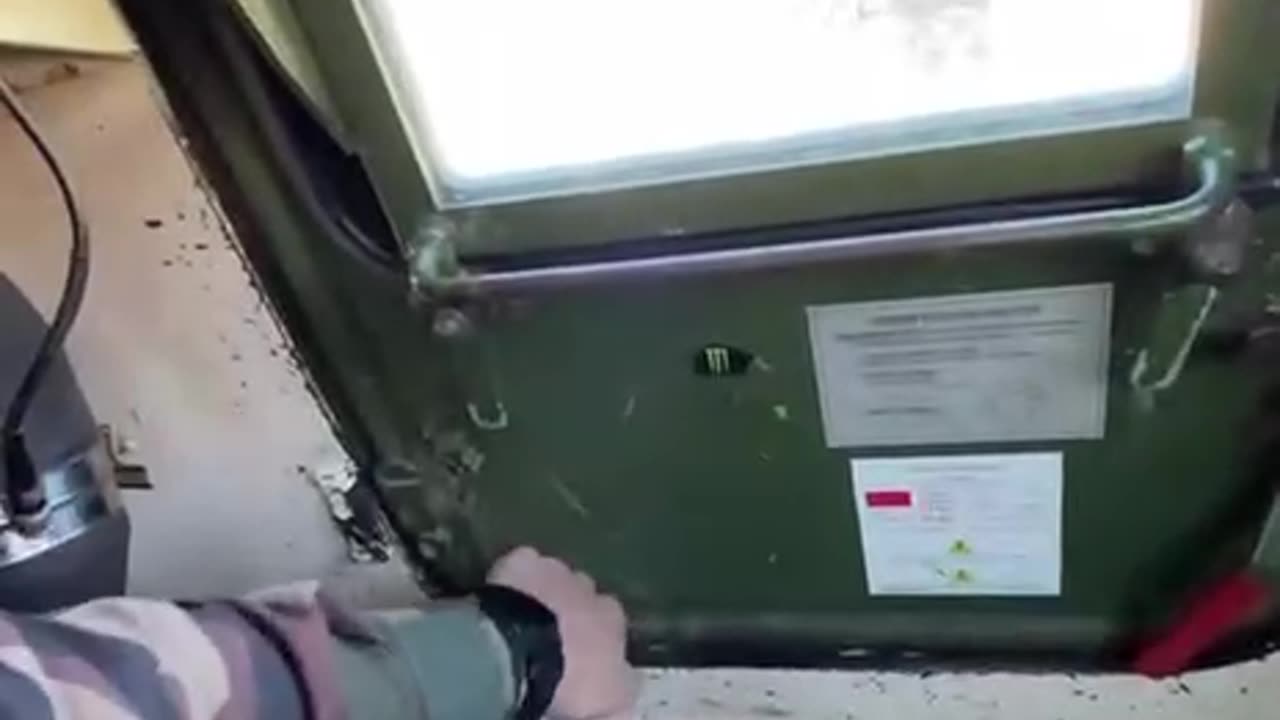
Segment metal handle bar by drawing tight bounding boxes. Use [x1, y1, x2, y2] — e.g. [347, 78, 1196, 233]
[421, 124, 1236, 295]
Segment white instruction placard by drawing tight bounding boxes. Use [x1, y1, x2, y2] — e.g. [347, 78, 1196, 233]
[852, 452, 1063, 596]
[808, 284, 1111, 447]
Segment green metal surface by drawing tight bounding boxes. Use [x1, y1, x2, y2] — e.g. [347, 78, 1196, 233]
[448, 236, 1279, 656]
[119, 0, 1280, 666]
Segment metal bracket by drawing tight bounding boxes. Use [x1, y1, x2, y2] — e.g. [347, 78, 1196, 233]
[1185, 198, 1256, 279]
[410, 215, 464, 298]
[0, 434, 126, 566]
[102, 426, 151, 490]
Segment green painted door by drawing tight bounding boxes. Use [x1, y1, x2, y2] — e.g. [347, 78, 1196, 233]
[120, 0, 1280, 669]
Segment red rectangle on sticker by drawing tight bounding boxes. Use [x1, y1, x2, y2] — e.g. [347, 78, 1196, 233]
[866, 490, 913, 508]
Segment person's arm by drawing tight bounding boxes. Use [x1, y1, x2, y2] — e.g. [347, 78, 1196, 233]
[327, 546, 639, 720]
[330, 598, 519, 720]
[0, 548, 635, 720]
[0, 588, 334, 719]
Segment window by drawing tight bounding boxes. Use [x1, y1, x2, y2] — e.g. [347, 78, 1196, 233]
[360, 0, 1200, 208]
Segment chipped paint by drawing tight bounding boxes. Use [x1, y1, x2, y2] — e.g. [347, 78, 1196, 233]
[548, 474, 592, 519]
[1130, 285, 1219, 403]
[304, 460, 392, 562]
[425, 430, 487, 477]
[306, 460, 357, 521]
[772, 404, 791, 422]
[467, 400, 509, 430]
[622, 393, 638, 421]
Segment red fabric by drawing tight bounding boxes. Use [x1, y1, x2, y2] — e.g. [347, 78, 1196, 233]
[1133, 572, 1272, 678]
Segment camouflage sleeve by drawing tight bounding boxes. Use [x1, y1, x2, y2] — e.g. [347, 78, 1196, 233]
[0, 583, 517, 720]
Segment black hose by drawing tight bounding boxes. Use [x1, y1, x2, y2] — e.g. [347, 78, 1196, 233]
[0, 76, 90, 512]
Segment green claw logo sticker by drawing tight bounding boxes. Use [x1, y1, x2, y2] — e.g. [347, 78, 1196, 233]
[693, 344, 756, 377]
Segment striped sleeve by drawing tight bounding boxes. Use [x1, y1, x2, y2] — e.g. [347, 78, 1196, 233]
[0, 582, 347, 720]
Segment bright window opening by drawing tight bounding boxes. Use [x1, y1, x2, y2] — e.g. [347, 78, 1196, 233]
[360, 0, 1201, 207]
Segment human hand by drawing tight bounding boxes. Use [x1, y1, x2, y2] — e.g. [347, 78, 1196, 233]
[488, 546, 637, 720]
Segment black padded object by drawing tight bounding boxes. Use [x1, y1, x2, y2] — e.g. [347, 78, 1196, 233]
[0, 273, 129, 611]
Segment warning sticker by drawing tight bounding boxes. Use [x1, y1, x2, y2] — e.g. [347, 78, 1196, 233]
[807, 284, 1112, 448]
[852, 452, 1063, 596]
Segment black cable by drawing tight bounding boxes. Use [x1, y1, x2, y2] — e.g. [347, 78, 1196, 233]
[0, 76, 90, 515]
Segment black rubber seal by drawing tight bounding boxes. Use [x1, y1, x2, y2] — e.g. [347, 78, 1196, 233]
[477, 585, 564, 720]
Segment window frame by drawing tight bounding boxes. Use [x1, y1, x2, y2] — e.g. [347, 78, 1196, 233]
[287, 0, 1279, 258]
